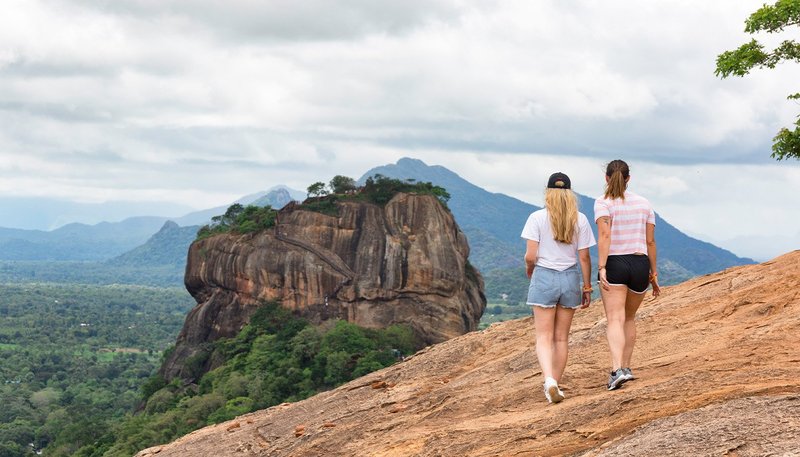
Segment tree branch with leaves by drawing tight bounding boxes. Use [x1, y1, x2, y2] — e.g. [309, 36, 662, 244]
[715, 0, 800, 160]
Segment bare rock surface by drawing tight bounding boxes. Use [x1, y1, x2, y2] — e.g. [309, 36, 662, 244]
[584, 395, 800, 456]
[162, 193, 485, 381]
[140, 251, 800, 456]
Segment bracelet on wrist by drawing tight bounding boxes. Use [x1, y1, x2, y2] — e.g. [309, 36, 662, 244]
[598, 265, 606, 271]
[582, 286, 593, 293]
[649, 273, 658, 281]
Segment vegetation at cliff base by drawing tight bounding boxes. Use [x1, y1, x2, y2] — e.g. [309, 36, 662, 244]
[100, 302, 423, 456]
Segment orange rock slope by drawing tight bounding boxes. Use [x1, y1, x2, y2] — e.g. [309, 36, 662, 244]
[137, 251, 800, 457]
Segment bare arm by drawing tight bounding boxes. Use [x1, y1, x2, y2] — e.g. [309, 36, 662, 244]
[578, 247, 592, 308]
[596, 216, 611, 290]
[646, 223, 660, 297]
[524, 240, 539, 278]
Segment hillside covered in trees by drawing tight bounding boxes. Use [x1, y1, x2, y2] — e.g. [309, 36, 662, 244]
[90, 303, 423, 456]
[0, 283, 193, 456]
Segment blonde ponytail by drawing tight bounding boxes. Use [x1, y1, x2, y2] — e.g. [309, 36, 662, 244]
[545, 188, 578, 244]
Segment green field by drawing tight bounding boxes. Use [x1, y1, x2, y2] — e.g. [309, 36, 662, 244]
[478, 302, 531, 329]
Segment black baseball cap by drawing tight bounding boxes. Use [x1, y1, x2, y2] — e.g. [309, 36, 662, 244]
[547, 172, 571, 189]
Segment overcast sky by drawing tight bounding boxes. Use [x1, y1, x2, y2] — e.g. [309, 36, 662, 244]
[1, 0, 798, 259]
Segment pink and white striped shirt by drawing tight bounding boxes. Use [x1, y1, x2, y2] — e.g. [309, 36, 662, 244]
[594, 191, 655, 255]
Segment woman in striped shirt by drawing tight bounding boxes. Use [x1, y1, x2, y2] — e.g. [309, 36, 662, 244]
[594, 160, 661, 391]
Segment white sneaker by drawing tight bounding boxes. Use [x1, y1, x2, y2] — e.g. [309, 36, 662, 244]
[543, 377, 565, 404]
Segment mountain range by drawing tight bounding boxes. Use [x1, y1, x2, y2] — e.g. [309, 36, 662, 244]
[0, 186, 305, 262]
[0, 159, 753, 300]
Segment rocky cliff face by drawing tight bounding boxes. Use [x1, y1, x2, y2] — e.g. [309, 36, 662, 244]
[141, 251, 800, 457]
[161, 193, 485, 381]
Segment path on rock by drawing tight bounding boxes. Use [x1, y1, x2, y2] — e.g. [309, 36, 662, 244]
[138, 251, 800, 457]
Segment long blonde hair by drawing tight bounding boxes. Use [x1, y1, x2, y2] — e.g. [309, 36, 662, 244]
[545, 188, 578, 244]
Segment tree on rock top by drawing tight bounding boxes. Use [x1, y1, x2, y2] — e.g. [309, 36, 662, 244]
[329, 175, 357, 194]
[306, 182, 329, 198]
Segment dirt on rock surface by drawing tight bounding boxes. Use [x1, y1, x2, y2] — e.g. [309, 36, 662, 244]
[137, 251, 800, 457]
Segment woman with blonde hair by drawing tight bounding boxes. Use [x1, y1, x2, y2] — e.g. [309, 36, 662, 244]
[522, 172, 595, 403]
[594, 159, 661, 391]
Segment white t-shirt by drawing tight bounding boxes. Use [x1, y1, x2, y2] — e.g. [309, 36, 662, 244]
[520, 209, 597, 271]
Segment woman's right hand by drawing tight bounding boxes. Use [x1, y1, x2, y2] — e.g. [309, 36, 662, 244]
[650, 276, 661, 298]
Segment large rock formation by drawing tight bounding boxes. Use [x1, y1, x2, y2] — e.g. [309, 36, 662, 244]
[161, 193, 486, 381]
[141, 251, 800, 456]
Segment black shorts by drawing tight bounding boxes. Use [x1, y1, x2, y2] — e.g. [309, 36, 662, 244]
[601, 254, 650, 293]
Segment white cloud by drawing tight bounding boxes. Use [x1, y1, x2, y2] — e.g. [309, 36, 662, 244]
[0, 0, 798, 257]
[67, 0, 465, 42]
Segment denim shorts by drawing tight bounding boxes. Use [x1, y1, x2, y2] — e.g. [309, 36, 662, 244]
[527, 264, 581, 309]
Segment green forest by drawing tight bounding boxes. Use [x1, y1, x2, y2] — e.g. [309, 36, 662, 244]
[0, 283, 194, 456]
[0, 262, 184, 288]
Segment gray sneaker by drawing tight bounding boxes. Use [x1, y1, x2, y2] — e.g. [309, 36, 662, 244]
[622, 367, 635, 381]
[607, 369, 627, 390]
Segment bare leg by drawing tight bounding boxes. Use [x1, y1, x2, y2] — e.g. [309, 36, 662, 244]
[622, 289, 646, 368]
[601, 285, 629, 371]
[533, 306, 556, 380]
[551, 306, 576, 382]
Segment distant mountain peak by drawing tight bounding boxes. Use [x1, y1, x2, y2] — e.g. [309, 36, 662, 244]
[396, 157, 427, 167]
[361, 157, 481, 192]
[394, 157, 452, 174]
[159, 220, 180, 231]
[250, 188, 296, 209]
[174, 186, 305, 227]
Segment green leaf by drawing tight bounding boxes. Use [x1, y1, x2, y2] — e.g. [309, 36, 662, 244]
[771, 119, 800, 160]
[744, 0, 800, 33]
